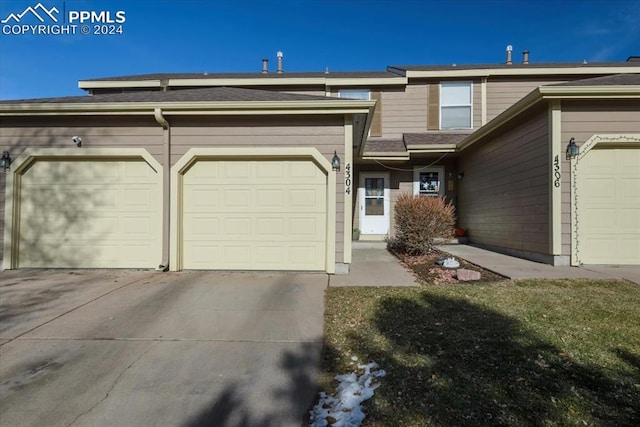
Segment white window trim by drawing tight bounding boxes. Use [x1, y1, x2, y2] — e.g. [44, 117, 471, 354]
[440, 81, 473, 130]
[413, 166, 445, 197]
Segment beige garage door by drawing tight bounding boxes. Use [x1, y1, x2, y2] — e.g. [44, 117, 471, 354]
[182, 159, 327, 270]
[577, 147, 640, 264]
[18, 159, 162, 268]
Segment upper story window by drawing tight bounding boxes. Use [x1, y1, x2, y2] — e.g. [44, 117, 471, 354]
[338, 89, 383, 137]
[338, 89, 370, 100]
[440, 81, 472, 129]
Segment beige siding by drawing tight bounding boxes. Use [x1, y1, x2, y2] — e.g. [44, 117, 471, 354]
[486, 77, 565, 121]
[427, 83, 439, 130]
[560, 100, 640, 255]
[457, 107, 550, 255]
[473, 80, 482, 129]
[170, 115, 346, 263]
[354, 157, 458, 239]
[370, 91, 383, 137]
[380, 85, 428, 137]
[0, 116, 162, 264]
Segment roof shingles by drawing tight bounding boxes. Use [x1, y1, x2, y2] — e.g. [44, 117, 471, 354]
[0, 86, 354, 104]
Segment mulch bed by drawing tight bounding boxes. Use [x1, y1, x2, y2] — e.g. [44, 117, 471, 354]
[392, 249, 507, 285]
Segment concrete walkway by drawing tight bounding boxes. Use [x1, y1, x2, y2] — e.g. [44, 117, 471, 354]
[438, 244, 640, 285]
[330, 242, 419, 287]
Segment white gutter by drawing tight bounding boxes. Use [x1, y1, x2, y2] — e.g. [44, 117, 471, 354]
[154, 108, 170, 272]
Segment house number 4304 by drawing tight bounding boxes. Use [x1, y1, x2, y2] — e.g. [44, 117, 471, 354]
[345, 163, 352, 194]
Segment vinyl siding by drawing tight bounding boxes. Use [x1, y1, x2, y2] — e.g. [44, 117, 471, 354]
[170, 115, 347, 263]
[380, 85, 428, 137]
[560, 100, 640, 255]
[0, 116, 162, 264]
[486, 77, 565, 121]
[457, 107, 550, 255]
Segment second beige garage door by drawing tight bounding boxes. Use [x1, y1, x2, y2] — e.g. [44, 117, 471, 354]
[577, 147, 640, 265]
[182, 159, 327, 270]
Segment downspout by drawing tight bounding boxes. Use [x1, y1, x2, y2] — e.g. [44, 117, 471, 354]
[154, 108, 170, 271]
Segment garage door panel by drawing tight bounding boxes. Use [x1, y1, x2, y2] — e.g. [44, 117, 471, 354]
[578, 148, 639, 265]
[182, 159, 327, 271]
[18, 159, 161, 268]
[621, 178, 640, 199]
[184, 242, 324, 270]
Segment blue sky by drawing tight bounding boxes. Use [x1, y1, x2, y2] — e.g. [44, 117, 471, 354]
[1, 0, 638, 100]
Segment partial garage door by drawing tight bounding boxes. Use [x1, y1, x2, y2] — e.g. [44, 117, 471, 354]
[182, 159, 327, 270]
[18, 159, 162, 268]
[577, 147, 640, 264]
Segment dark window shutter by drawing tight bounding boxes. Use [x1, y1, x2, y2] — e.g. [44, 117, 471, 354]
[428, 84, 440, 130]
[370, 91, 382, 137]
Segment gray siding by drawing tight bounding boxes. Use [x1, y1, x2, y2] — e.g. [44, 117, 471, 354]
[457, 107, 550, 255]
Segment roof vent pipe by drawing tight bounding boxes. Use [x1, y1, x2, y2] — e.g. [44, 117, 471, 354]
[276, 51, 283, 74]
[262, 58, 269, 74]
[505, 45, 513, 65]
[522, 50, 529, 64]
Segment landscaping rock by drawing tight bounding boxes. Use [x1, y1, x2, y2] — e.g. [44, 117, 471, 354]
[457, 269, 481, 281]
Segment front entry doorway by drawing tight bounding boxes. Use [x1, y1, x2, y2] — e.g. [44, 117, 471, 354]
[358, 172, 390, 237]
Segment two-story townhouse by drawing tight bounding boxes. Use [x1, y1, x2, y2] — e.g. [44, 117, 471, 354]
[1, 54, 639, 271]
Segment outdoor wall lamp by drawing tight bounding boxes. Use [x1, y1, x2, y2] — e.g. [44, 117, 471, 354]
[331, 151, 341, 172]
[457, 172, 465, 180]
[566, 137, 579, 160]
[0, 151, 11, 171]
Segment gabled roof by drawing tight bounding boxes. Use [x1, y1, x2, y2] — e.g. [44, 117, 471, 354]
[458, 73, 640, 151]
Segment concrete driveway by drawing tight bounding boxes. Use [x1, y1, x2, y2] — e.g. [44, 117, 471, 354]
[0, 269, 327, 427]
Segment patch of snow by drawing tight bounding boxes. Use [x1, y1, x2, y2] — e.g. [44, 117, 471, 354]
[309, 362, 385, 427]
[442, 257, 460, 268]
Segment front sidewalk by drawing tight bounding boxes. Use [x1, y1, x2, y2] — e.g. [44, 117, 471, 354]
[438, 244, 640, 284]
[329, 241, 419, 287]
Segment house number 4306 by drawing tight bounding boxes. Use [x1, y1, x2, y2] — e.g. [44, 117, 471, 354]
[345, 163, 352, 194]
[553, 155, 561, 187]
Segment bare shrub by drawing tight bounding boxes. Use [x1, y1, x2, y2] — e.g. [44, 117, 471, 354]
[392, 194, 455, 255]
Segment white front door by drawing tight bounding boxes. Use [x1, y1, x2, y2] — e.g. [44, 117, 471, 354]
[359, 173, 390, 235]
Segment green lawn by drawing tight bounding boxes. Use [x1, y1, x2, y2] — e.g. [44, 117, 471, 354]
[320, 280, 640, 426]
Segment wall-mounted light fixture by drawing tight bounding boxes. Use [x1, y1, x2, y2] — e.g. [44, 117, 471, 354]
[566, 137, 579, 160]
[457, 172, 465, 180]
[72, 136, 82, 147]
[0, 151, 11, 171]
[331, 151, 341, 172]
